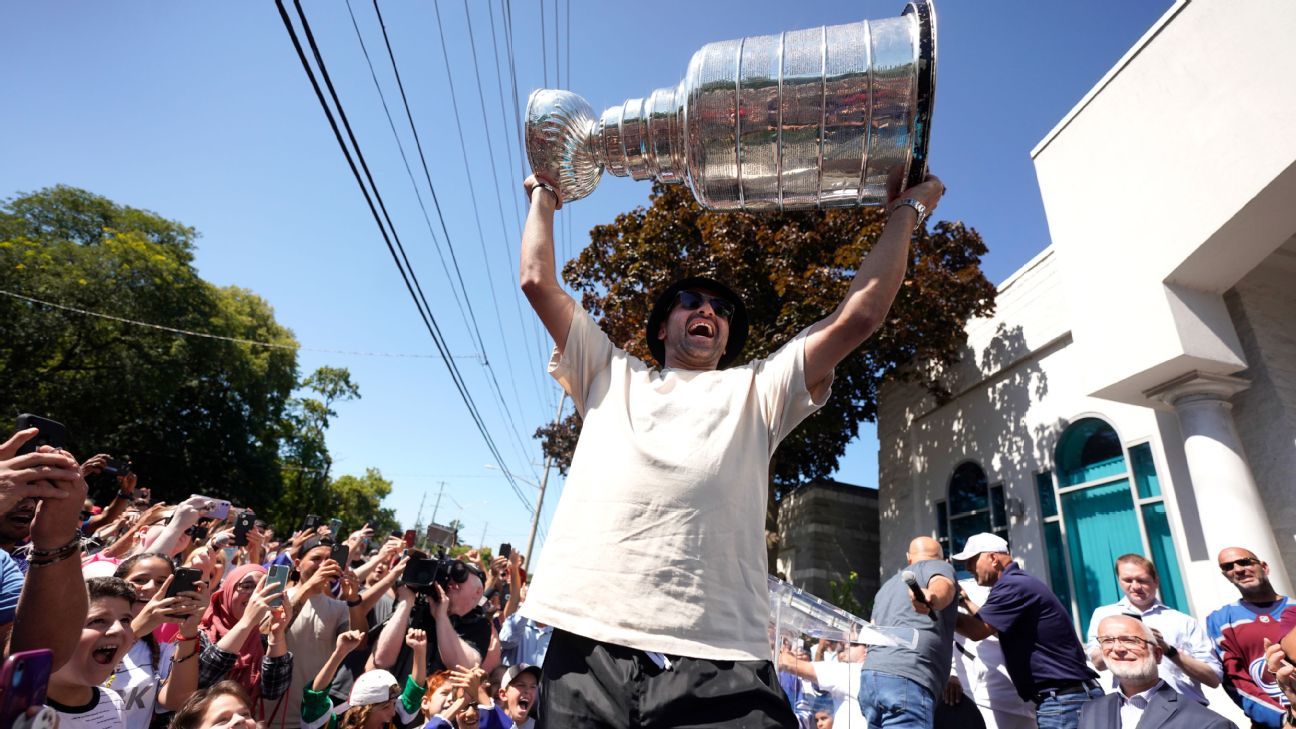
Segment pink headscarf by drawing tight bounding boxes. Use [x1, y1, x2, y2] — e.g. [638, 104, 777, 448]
[200, 563, 267, 700]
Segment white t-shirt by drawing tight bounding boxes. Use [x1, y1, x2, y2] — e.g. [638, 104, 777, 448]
[108, 638, 177, 729]
[813, 660, 867, 728]
[522, 306, 832, 661]
[279, 592, 350, 726]
[50, 687, 126, 729]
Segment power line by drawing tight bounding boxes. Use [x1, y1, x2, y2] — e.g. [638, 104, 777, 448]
[361, 0, 541, 474]
[430, 0, 544, 476]
[342, 0, 480, 359]
[0, 287, 480, 361]
[275, 0, 533, 515]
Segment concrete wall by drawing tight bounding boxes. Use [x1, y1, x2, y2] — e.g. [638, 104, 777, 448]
[776, 480, 879, 612]
[1031, 0, 1296, 405]
[1225, 237, 1296, 584]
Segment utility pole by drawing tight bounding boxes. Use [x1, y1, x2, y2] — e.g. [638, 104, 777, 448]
[430, 481, 445, 524]
[479, 522, 488, 548]
[524, 393, 567, 564]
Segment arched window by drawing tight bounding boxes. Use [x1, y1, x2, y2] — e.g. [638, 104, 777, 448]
[935, 461, 1007, 560]
[1037, 417, 1187, 635]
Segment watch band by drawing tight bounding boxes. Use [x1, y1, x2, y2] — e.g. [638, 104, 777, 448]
[890, 197, 929, 228]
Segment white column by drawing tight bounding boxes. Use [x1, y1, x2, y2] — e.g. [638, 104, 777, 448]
[1147, 371, 1293, 596]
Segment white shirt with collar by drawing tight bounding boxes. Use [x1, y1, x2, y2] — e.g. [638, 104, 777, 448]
[1086, 597, 1221, 705]
[1119, 679, 1164, 728]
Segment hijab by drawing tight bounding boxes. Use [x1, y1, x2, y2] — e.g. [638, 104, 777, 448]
[200, 563, 267, 700]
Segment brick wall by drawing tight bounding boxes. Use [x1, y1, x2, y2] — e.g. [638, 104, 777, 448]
[776, 480, 880, 613]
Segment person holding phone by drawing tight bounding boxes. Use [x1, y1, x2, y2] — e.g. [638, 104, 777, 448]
[110, 553, 209, 729]
[46, 576, 137, 729]
[197, 564, 293, 705]
[0, 427, 90, 672]
[278, 537, 351, 725]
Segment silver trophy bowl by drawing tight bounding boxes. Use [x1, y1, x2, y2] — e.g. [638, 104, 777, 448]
[525, 0, 936, 211]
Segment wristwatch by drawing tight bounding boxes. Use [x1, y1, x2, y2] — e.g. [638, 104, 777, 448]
[889, 197, 929, 228]
[1163, 645, 1179, 660]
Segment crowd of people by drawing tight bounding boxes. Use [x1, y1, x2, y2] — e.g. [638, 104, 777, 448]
[775, 533, 1296, 729]
[0, 426, 550, 729]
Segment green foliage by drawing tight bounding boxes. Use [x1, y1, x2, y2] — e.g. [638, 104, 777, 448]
[0, 186, 405, 534]
[828, 570, 869, 618]
[329, 468, 400, 537]
[0, 186, 297, 509]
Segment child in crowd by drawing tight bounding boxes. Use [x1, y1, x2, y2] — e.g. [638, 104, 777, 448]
[111, 552, 208, 729]
[477, 664, 538, 729]
[168, 680, 258, 729]
[46, 577, 137, 728]
[303, 627, 429, 729]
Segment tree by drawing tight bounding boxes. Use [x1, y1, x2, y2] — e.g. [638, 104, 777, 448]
[330, 468, 400, 537]
[536, 183, 996, 564]
[270, 366, 360, 532]
[0, 186, 298, 509]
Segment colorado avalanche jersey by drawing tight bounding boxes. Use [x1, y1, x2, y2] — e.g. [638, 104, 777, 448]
[1205, 596, 1296, 728]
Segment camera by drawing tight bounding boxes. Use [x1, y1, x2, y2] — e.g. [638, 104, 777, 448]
[400, 549, 474, 600]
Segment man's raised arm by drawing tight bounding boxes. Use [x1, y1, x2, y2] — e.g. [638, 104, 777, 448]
[520, 176, 576, 355]
[802, 175, 945, 391]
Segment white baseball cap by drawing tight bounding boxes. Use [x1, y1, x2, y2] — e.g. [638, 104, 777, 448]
[348, 669, 399, 708]
[950, 532, 1010, 562]
[500, 663, 541, 691]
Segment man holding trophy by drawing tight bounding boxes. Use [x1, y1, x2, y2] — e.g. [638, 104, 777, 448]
[516, 3, 940, 726]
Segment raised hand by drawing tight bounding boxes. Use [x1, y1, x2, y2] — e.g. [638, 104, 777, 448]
[335, 629, 365, 655]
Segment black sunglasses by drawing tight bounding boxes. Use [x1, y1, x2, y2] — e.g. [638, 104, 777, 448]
[1219, 557, 1259, 572]
[674, 290, 735, 320]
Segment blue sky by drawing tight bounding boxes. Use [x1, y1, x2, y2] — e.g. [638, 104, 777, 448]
[2, 0, 1172, 554]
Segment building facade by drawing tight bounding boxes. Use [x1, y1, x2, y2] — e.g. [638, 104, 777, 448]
[777, 480, 880, 613]
[877, 0, 1296, 640]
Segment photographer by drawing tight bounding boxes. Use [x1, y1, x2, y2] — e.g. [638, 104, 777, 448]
[278, 536, 352, 725]
[369, 555, 492, 681]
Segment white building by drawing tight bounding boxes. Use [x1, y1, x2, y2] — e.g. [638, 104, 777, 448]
[877, 0, 1296, 648]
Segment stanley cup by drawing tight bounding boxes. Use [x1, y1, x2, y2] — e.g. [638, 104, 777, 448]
[525, 1, 936, 211]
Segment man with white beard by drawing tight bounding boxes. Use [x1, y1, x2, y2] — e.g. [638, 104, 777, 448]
[1078, 615, 1237, 729]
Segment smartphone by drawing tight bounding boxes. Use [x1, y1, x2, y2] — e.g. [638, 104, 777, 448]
[499, 542, 512, 559]
[328, 518, 343, 537]
[184, 524, 209, 542]
[329, 541, 350, 568]
[265, 564, 291, 608]
[302, 514, 323, 531]
[14, 415, 68, 456]
[233, 510, 256, 547]
[403, 529, 416, 549]
[0, 649, 53, 729]
[167, 568, 203, 598]
[190, 495, 231, 521]
[102, 457, 131, 477]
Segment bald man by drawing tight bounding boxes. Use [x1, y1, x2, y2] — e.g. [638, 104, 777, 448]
[856, 536, 958, 728]
[1204, 547, 1296, 728]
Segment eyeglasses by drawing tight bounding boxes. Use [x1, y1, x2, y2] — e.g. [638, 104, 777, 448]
[1219, 557, 1259, 572]
[1096, 635, 1154, 651]
[674, 290, 735, 320]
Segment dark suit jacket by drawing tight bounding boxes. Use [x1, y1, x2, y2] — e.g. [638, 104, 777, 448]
[1078, 681, 1239, 729]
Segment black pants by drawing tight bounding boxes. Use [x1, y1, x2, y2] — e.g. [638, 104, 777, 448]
[538, 629, 799, 729]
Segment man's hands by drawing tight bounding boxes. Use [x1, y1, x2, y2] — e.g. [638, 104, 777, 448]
[886, 174, 945, 218]
[523, 175, 561, 211]
[1263, 638, 1296, 707]
[942, 676, 964, 705]
[0, 429, 79, 517]
[303, 559, 343, 597]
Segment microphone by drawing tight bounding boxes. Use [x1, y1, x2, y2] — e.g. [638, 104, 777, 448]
[902, 570, 938, 621]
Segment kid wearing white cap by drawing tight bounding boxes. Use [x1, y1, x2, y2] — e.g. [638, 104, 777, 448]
[303, 628, 429, 729]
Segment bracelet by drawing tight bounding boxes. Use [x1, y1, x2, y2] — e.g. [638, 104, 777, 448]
[346, 599, 362, 607]
[28, 546, 81, 569]
[177, 633, 200, 642]
[116, 490, 133, 501]
[889, 197, 929, 228]
[29, 533, 82, 558]
[172, 648, 198, 665]
[1162, 645, 1179, 660]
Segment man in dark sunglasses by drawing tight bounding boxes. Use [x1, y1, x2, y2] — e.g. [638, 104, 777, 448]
[517, 170, 944, 728]
[1204, 547, 1296, 728]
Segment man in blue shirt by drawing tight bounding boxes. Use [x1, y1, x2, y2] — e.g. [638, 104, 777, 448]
[953, 533, 1100, 729]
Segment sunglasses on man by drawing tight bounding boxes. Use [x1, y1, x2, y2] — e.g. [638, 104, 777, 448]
[1219, 557, 1259, 572]
[674, 290, 735, 320]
